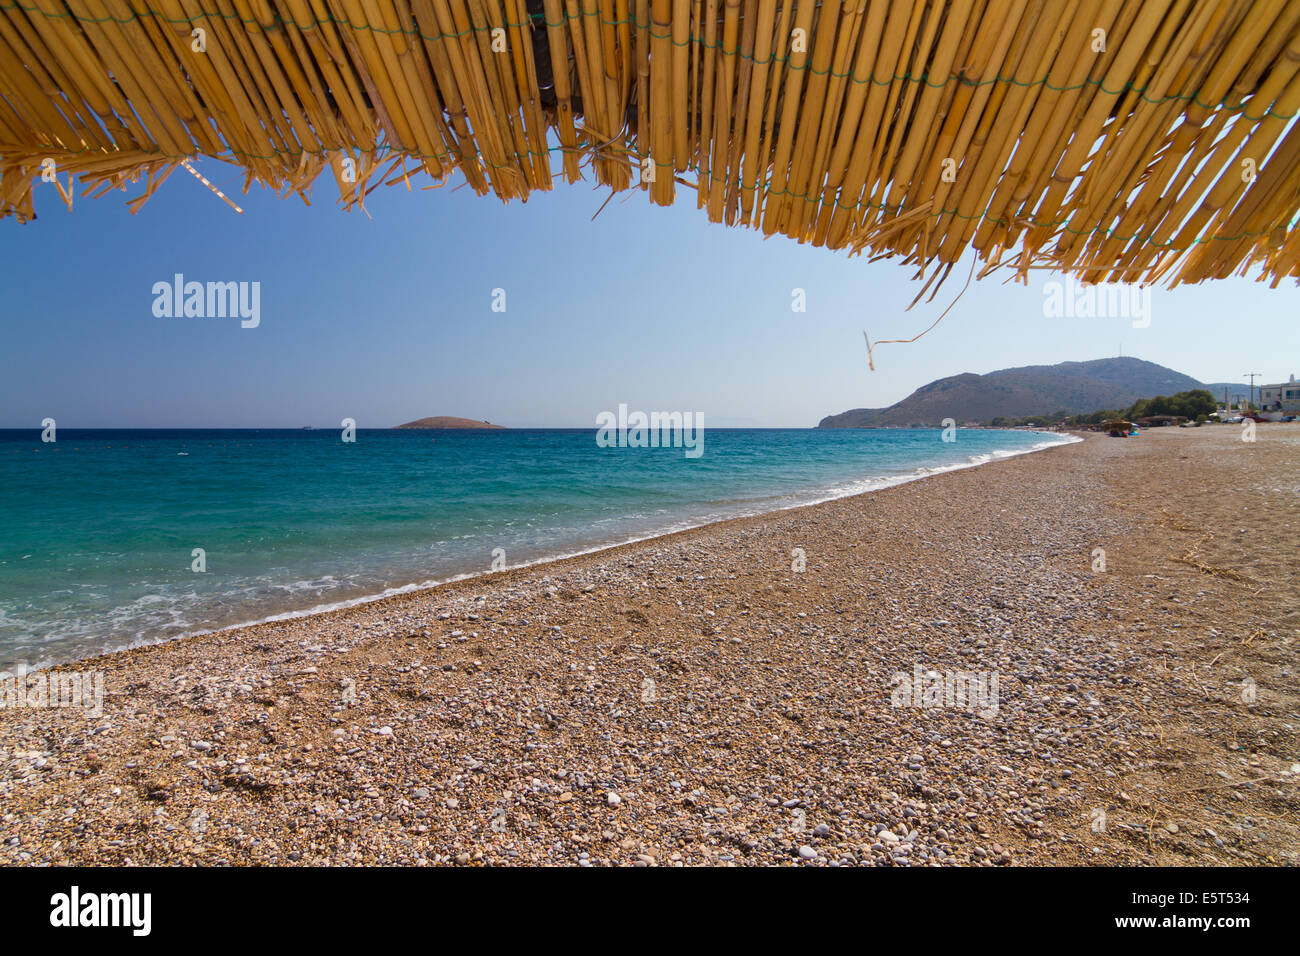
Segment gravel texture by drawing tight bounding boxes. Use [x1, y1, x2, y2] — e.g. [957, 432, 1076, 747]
[1, 424, 1296, 866]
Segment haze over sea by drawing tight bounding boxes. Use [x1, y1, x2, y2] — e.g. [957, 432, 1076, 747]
[1, 427, 1071, 668]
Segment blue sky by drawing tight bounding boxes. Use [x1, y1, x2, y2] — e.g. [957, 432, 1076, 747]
[2, 161, 1296, 427]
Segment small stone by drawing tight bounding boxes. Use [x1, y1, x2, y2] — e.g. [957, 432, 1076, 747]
[798, 846, 818, 860]
[606, 792, 622, 807]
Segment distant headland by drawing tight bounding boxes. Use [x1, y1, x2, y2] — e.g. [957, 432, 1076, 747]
[393, 417, 506, 429]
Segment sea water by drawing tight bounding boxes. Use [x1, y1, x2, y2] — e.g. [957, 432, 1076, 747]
[0, 427, 1073, 667]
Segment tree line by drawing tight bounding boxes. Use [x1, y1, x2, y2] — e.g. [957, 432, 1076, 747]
[988, 389, 1220, 427]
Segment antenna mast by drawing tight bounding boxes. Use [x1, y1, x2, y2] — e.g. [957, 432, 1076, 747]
[1243, 373, 1262, 410]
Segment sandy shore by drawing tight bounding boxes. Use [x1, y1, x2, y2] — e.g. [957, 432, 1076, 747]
[2, 424, 1297, 866]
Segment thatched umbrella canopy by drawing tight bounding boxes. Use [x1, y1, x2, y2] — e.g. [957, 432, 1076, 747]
[2, 0, 1298, 286]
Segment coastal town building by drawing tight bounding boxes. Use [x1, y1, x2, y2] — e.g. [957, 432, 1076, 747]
[1259, 376, 1300, 414]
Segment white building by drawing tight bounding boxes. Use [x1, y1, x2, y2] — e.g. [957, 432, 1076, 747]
[1259, 375, 1300, 413]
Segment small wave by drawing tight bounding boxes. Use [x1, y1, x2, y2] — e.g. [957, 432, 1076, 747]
[9, 431, 1079, 669]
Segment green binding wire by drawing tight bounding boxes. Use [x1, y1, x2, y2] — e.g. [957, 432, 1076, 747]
[3, 2, 1295, 248]
[0, 1, 1294, 119]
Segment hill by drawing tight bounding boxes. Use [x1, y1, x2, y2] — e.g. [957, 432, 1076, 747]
[394, 417, 505, 429]
[819, 358, 1205, 427]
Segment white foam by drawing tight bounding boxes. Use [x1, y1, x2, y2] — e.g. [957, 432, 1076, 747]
[22, 431, 1078, 670]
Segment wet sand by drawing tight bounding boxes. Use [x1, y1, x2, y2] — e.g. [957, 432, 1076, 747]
[2, 424, 1297, 866]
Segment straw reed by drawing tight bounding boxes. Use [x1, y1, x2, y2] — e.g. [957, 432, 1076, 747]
[2, 0, 1298, 285]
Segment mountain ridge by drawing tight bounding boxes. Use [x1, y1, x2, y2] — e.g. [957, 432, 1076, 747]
[819, 358, 1207, 427]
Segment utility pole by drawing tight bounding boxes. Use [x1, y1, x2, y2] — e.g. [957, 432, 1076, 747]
[1244, 373, 1262, 410]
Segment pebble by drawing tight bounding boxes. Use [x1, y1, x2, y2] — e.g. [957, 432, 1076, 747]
[1, 428, 1292, 869]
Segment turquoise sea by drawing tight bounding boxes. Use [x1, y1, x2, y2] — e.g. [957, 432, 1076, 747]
[0, 427, 1072, 668]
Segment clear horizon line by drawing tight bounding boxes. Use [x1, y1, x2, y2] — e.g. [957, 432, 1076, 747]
[0, 424, 822, 431]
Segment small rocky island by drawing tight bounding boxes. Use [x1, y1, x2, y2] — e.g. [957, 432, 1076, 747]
[394, 417, 506, 429]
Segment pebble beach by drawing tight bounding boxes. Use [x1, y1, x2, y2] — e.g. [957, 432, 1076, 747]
[2, 424, 1297, 867]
